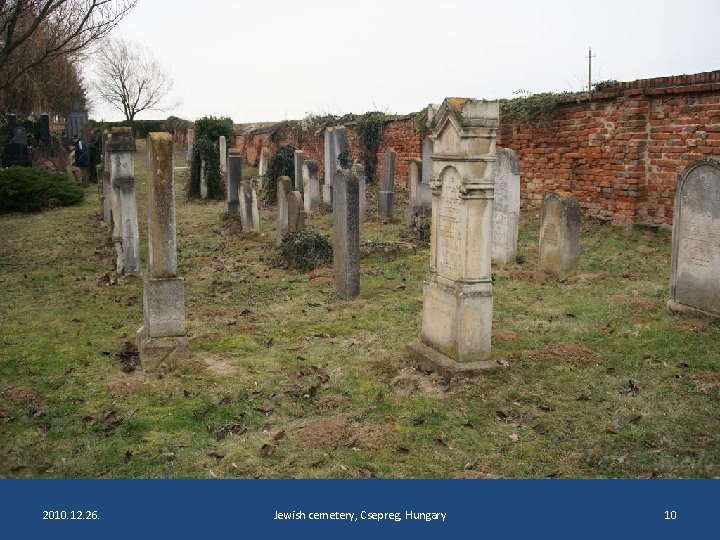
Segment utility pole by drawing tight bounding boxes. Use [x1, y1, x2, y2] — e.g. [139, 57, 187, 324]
[586, 47, 596, 94]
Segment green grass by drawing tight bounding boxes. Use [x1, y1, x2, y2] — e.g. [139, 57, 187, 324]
[1, 139, 718, 478]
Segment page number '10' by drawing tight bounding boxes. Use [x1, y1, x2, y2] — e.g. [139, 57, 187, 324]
[665, 511, 677, 520]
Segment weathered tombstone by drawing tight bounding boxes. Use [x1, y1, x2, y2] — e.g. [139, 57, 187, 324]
[668, 158, 720, 318]
[276, 176, 292, 245]
[186, 127, 194, 165]
[378, 148, 396, 219]
[294, 150, 305, 191]
[12, 126, 28, 146]
[408, 98, 501, 379]
[492, 148, 521, 265]
[333, 169, 360, 299]
[303, 160, 320, 214]
[200, 158, 208, 199]
[539, 192, 580, 279]
[39, 114, 51, 152]
[239, 179, 260, 233]
[323, 128, 335, 205]
[352, 162, 366, 222]
[226, 149, 242, 216]
[219, 136, 228, 175]
[422, 136, 433, 183]
[259, 147, 270, 177]
[138, 132, 189, 370]
[288, 191, 306, 233]
[107, 127, 140, 275]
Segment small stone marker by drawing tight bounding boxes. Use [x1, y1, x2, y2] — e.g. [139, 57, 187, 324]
[138, 132, 189, 370]
[107, 127, 140, 276]
[294, 150, 305, 191]
[668, 158, 720, 318]
[352, 163, 367, 221]
[186, 127, 194, 165]
[276, 176, 292, 245]
[303, 160, 320, 214]
[492, 148, 521, 265]
[408, 98, 501, 379]
[333, 169, 360, 299]
[288, 191, 306, 233]
[378, 148, 396, 220]
[323, 128, 335, 205]
[219, 136, 227, 175]
[239, 179, 260, 233]
[539, 192, 580, 279]
[226, 149, 242, 216]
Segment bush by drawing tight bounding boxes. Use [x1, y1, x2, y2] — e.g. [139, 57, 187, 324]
[262, 144, 295, 204]
[278, 229, 332, 272]
[0, 166, 84, 213]
[187, 116, 233, 200]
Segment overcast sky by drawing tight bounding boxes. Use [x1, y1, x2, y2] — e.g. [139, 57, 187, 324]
[87, 0, 719, 123]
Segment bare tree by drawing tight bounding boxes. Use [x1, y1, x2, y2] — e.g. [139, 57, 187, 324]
[92, 37, 173, 121]
[0, 1, 137, 92]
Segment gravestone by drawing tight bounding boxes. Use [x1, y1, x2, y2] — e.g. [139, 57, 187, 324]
[333, 169, 360, 299]
[138, 132, 189, 370]
[303, 160, 320, 214]
[13, 126, 28, 145]
[352, 163, 367, 221]
[101, 130, 112, 225]
[492, 148, 521, 265]
[408, 98, 501, 379]
[226, 149, 242, 216]
[294, 150, 305, 191]
[276, 176, 293, 245]
[323, 128, 335, 205]
[378, 148, 396, 219]
[668, 158, 720, 318]
[186, 127, 194, 165]
[407, 158, 430, 225]
[288, 191, 306, 233]
[1, 142, 32, 167]
[107, 127, 140, 275]
[539, 192, 580, 279]
[239, 179, 260, 233]
[333, 127, 350, 168]
[219, 136, 228, 175]
[200, 159, 207, 199]
[422, 136, 433, 183]
[259, 147, 270, 177]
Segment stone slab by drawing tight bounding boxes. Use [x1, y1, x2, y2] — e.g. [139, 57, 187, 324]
[406, 341, 500, 382]
[137, 326, 189, 372]
[142, 275, 186, 337]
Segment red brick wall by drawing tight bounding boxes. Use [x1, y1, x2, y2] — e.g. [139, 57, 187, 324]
[232, 70, 720, 226]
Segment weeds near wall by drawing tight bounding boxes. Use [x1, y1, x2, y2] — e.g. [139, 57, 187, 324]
[500, 90, 577, 128]
[356, 111, 385, 183]
[262, 144, 295, 204]
[187, 115, 232, 200]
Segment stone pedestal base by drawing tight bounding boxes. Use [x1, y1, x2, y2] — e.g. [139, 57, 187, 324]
[668, 300, 720, 320]
[322, 184, 333, 206]
[379, 191, 394, 219]
[142, 276, 186, 336]
[137, 326, 189, 371]
[407, 341, 500, 381]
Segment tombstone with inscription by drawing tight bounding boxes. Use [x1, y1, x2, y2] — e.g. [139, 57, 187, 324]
[492, 148, 521, 265]
[539, 192, 580, 279]
[668, 158, 720, 318]
[407, 98, 501, 379]
[378, 149, 396, 220]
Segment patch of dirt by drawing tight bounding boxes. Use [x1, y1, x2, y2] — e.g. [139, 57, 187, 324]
[452, 469, 501, 479]
[529, 343, 602, 365]
[116, 341, 140, 373]
[565, 272, 610, 285]
[2, 386, 47, 418]
[626, 298, 661, 310]
[692, 371, 720, 389]
[308, 267, 334, 284]
[316, 394, 350, 412]
[503, 269, 551, 284]
[190, 355, 237, 376]
[107, 375, 147, 398]
[674, 319, 713, 333]
[295, 413, 388, 450]
[391, 368, 447, 397]
[493, 330, 519, 345]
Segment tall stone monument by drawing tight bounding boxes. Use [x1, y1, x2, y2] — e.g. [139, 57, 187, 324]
[226, 149, 242, 216]
[333, 169, 360, 299]
[378, 148, 396, 220]
[303, 160, 320, 214]
[668, 158, 720, 318]
[108, 127, 140, 276]
[219, 135, 228, 175]
[352, 162, 367, 222]
[539, 192, 580, 279]
[323, 128, 336, 205]
[138, 133, 188, 370]
[492, 148, 521, 265]
[294, 150, 305, 191]
[276, 176, 293, 245]
[408, 98, 501, 379]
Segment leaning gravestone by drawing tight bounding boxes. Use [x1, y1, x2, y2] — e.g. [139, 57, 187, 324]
[333, 169, 360, 299]
[408, 98, 501, 379]
[226, 149, 242, 216]
[276, 176, 293, 245]
[492, 148, 521, 265]
[539, 192, 580, 279]
[107, 127, 140, 276]
[303, 160, 320, 214]
[378, 148, 396, 220]
[668, 158, 720, 318]
[239, 179, 260, 233]
[138, 132, 189, 370]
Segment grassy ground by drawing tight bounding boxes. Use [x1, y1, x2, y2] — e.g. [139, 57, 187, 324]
[1, 139, 718, 478]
